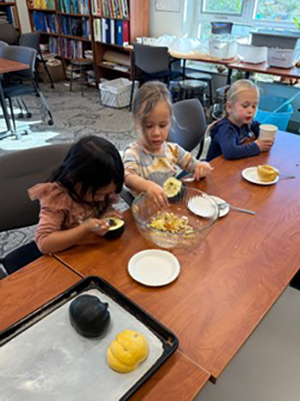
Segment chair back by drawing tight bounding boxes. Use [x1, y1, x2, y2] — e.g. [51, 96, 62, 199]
[2, 45, 37, 79]
[0, 24, 19, 45]
[0, 143, 71, 232]
[133, 43, 170, 74]
[169, 99, 207, 153]
[0, 40, 8, 57]
[19, 32, 41, 53]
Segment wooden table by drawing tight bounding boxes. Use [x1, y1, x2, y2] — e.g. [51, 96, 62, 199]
[54, 131, 300, 383]
[0, 256, 81, 332]
[170, 53, 300, 84]
[228, 61, 300, 81]
[0, 257, 209, 401]
[0, 57, 29, 138]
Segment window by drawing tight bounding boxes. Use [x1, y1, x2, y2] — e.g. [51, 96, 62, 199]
[254, 0, 300, 23]
[202, 0, 243, 15]
[187, 0, 299, 40]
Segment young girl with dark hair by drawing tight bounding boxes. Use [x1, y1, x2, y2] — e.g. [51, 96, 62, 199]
[29, 136, 124, 254]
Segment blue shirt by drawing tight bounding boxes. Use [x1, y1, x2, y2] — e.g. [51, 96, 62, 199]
[206, 118, 260, 161]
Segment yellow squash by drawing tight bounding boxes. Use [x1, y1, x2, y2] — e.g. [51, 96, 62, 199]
[257, 164, 279, 182]
[107, 330, 148, 373]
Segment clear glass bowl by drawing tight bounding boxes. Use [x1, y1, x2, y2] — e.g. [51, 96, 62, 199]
[131, 187, 219, 249]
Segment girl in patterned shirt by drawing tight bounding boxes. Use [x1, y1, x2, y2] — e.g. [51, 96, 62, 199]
[123, 81, 212, 208]
[29, 136, 124, 254]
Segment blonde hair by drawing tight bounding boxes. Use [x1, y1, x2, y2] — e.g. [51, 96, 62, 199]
[132, 81, 172, 136]
[206, 79, 259, 135]
[225, 79, 259, 114]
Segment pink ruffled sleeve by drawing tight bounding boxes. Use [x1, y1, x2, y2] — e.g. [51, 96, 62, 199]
[28, 183, 70, 253]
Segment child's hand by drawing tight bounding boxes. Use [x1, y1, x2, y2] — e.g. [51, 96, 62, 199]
[194, 161, 213, 180]
[86, 218, 110, 236]
[255, 139, 274, 152]
[146, 182, 168, 208]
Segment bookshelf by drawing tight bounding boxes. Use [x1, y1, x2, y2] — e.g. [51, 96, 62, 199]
[26, 0, 149, 82]
[0, 1, 21, 31]
[91, 0, 149, 80]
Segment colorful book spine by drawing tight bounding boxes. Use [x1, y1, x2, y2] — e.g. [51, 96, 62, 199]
[92, 0, 129, 19]
[60, 16, 90, 38]
[32, 11, 58, 33]
[93, 18, 129, 45]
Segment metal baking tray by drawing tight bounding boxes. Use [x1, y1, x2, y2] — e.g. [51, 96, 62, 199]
[0, 276, 178, 401]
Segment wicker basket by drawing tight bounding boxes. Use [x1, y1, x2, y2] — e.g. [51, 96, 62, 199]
[99, 78, 138, 108]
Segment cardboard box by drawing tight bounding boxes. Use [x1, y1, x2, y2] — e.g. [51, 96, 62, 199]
[46, 61, 65, 82]
[37, 61, 65, 83]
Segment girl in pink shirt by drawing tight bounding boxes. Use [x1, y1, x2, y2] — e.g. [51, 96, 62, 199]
[29, 136, 124, 254]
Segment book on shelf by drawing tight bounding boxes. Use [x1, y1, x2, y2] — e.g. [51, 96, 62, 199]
[57, 0, 89, 15]
[32, 0, 56, 10]
[102, 61, 129, 72]
[1, 4, 20, 28]
[49, 36, 59, 54]
[84, 49, 93, 59]
[92, 0, 129, 19]
[61, 38, 90, 58]
[60, 16, 91, 39]
[32, 11, 58, 33]
[93, 18, 129, 46]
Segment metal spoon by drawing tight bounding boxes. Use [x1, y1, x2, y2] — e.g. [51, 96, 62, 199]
[279, 175, 295, 180]
[219, 203, 256, 215]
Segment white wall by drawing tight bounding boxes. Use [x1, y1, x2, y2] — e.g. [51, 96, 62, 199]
[16, 0, 31, 33]
[149, 0, 186, 38]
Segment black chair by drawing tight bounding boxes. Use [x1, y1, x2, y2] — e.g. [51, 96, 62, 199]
[129, 43, 172, 110]
[0, 143, 71, 276]
[0, 40, 8, 56]
[2, 45, 54, 138]
[169, 98, 207, 160]
[0, 23, 19, 45]
[20, 31, 55, 89]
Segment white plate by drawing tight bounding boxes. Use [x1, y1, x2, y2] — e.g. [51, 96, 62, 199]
[187, 196, 216, 218]
[128, 250, 180, 287]
[210, 196, 230, 217]
[182, 175, 195, 182]
[242, 167, 279, 186]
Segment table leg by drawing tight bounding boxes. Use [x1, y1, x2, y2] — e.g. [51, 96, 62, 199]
[245, 71, 251, 79]
[183, 59, 186, 79]
[0, 80, 13, 139]
[226, 68, 233, 85]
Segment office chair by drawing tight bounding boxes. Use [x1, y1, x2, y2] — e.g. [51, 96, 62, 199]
[0, 143, 71, 276]
[20, 32, 54, 89]
[129, 43, 171, 110]
[169, 98, 207, 160]
[0, 40, 8, 56]
[0, 23, 19, 45]
[2, 45, 54, 138]
[121, 99, 207, 207]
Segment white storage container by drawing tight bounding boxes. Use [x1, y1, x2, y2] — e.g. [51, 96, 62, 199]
[237, 42, 267, 64]
[267, 47, 299, 68]
[209, 37, 237, 59]
[99, 78, 138, 108]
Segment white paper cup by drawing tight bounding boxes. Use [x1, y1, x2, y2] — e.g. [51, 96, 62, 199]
[259, 124, 278, 140]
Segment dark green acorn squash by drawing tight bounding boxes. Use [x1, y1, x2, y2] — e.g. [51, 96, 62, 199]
[105, 217, 125, 239]
[69, 294, 110, 338]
